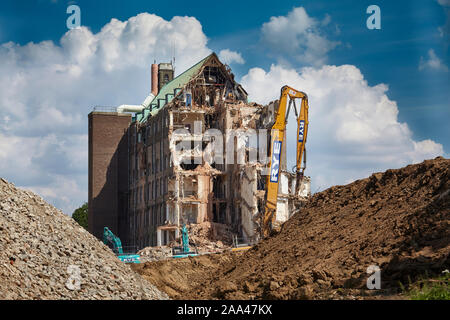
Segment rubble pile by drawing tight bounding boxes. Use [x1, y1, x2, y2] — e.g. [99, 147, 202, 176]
[137, 246, 172, 263]
[188, 222, 233, 253]
[0, 178, 168, 300]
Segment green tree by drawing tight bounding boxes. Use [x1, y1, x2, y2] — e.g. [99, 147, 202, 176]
[72, 202, 88, 230]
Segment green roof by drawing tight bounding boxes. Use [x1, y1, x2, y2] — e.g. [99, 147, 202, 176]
[139, 53, 212, 122]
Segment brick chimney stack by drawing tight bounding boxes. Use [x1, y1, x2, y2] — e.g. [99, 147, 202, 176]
[151, 63, 158, 96]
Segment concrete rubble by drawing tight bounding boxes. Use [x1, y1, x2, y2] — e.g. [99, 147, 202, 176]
[0, 178, 168, 300]
[137, 222, 234, 262]
[137, 246, 172, 263]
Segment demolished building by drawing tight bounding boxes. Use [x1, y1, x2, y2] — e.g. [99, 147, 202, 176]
[88, 53, 310, 250]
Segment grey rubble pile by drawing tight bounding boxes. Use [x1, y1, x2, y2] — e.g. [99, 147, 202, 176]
[138, 246, 172, 263]
[0, 178, 168, 300]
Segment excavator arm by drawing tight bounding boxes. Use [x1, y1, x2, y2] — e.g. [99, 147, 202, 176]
[103, 227, 124, 254]
[296, 90, 309, 182]
[262, 86, 309, 238]
[103, 226, 141, 263]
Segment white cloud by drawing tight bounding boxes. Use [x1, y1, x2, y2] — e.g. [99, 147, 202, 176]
[419, 49, 448, 72]
[261, 7, 340, 67]
[0, 9, 445, 215]
[218, 49, 245, 65]
[241, 64, 444, 190]
[0, 12, 213, 214]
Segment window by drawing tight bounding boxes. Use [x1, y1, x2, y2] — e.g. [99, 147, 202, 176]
[185, 93, 192, 107]
[136, 188, 139, 205]
[152, 206, 155, 226]
[151, 181, 153, 200]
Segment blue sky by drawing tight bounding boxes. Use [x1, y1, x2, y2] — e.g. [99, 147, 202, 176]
[0, 0, 448, 213]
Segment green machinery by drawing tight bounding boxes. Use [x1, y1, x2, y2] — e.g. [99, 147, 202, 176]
[172, 224, 198, 258]
[103, 227, 140, 263]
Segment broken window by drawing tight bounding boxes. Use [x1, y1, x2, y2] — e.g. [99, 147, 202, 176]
[186, 93, 192, 107]
[213, 177, 226, 199]
[213, 204, 217, 222]
[180, 163, 199, 171]
[257, 176, 266, 191]
[219, 203, 226, 224]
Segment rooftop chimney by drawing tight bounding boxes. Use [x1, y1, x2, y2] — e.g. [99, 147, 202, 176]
[151, 63, 158, 96]
[158, 62, 174, 91]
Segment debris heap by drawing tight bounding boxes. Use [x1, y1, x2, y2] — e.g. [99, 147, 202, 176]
[136, 222, 233, 263]
[0, 178, 168, 300]
[138, 246, 172, 263]
[187, 222, 234, 253]
[134, 157, 450, 299]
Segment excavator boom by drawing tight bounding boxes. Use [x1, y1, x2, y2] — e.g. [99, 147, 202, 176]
[295, 91, 309, 186]
[103, 227, 140, 263]
[262, 86, 309, 238]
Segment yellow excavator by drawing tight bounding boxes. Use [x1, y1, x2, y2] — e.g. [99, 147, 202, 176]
[262, 86, 309, 238]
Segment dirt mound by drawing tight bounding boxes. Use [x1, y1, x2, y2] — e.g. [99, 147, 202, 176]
[134, 157, 450, 299]
[132, 252, 237, 299]
[0, 178, 168, 300]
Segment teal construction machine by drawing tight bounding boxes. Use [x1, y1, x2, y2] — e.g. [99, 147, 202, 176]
[172, 224, 198, 258]
[103, 227, 140, 263]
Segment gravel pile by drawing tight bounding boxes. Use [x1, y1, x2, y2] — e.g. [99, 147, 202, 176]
[0, 178, 169, 300]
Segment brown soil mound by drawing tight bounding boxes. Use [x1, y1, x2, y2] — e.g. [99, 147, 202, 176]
[133, 157, 450, 299]
[132, 252, 237, 299]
